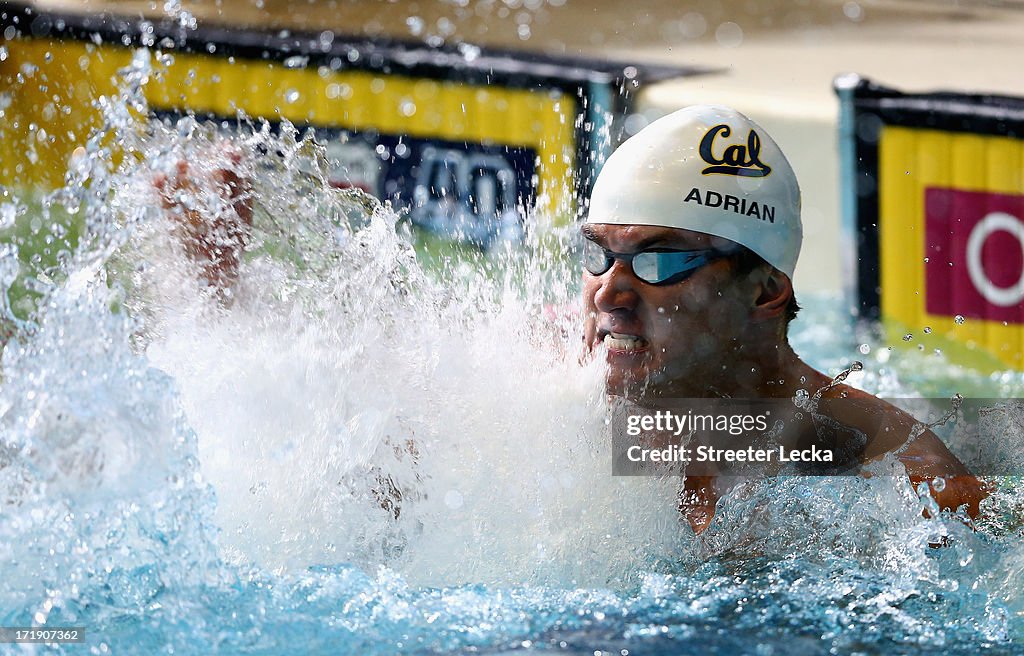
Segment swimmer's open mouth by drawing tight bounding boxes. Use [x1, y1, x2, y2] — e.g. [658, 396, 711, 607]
[600, 330, 649, 352]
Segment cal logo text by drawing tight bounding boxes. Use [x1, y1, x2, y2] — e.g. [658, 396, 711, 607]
[699, 124, 772, 178]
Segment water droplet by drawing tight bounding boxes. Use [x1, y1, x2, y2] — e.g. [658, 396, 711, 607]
[444, 490, 464, 509]
[284, 89, 300, 104]
[923, 257, 929, 263]
[458, 42, 481, 62]
[850, 361, 863, 371]
[843, 1, 864, 21]
[923, 326, 932, 334]
[436, 17, 455, 37]
[858, 343, 870, 354]
[903, 333, 913, 341]
[0, 202, 17, 229]
[406, 16, 424, 36]
[954, 315, 965, 325]
[624, 113, 650, 136]
[715, 22, 743, 48]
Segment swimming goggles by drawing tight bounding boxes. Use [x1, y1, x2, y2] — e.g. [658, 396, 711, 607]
[583, 239, 727, 286]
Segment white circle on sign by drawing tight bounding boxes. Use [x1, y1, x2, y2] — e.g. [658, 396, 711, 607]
[966, 211, 1024, 307]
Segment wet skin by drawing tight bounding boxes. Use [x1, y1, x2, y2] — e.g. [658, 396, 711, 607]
[155, 155, 253, 293]
[581, 223, 756, 399]
[581, 223, 989, 534]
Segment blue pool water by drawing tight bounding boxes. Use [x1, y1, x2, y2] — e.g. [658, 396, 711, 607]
[3, 55, 1024, 655]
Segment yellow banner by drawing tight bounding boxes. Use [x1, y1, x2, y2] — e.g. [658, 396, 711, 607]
[1, 37, 576, 221]
[879, 125, 1024, 369]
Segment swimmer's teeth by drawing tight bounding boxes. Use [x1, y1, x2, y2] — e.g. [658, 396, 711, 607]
[604, 332, 646, 351]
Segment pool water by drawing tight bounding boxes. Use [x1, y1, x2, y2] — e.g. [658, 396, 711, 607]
[2, 55, 1024, 655]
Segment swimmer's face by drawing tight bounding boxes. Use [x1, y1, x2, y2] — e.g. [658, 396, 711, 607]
[581, 224, 756, 397]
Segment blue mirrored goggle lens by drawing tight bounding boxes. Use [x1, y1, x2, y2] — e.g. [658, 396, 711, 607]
[583, 240, 721, 285]
[632, 250, 717, 285]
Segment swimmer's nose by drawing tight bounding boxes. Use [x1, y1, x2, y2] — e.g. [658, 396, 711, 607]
[592, 258, 641, 314]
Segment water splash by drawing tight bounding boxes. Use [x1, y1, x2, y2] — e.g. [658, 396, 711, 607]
[1, 49, 1023, 653]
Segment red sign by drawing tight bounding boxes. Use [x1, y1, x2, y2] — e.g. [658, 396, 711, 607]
[924, 187, 1024, 324]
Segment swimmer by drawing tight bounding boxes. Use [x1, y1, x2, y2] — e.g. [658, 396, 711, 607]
[581, 105, 988, 533]
[155, 153, 253, 294]
[161, 108, 987, 534]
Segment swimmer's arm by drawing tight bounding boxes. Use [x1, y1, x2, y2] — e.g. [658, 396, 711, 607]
[154, 153, 253, 290]
[679, 475, 717, 535]
[827, 389, 989, 519]
[895, 429, 989, 519]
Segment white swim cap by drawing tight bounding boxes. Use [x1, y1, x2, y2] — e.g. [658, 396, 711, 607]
[586, 105, 802, 279]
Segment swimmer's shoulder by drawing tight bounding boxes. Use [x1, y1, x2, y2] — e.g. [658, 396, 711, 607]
[818, 383, 988, 516]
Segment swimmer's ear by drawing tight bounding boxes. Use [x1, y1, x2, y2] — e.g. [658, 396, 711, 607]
[750, 268, 792, 322]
